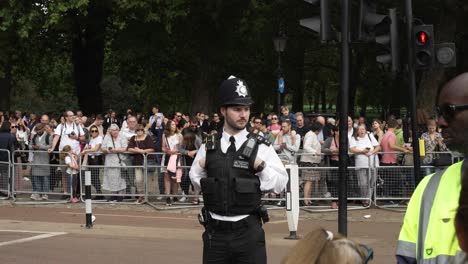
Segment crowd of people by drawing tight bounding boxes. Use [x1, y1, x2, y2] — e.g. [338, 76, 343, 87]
[0, 103, 455, 206]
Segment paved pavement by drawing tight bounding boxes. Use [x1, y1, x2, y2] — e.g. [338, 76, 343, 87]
[0, 201, 404, 263]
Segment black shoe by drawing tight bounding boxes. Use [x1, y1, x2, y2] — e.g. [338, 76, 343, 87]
[94, 196, 105, 200]
[166, 197, 173, 206]
[173, 197, 179, 203]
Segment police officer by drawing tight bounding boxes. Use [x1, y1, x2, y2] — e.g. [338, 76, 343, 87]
[190, 76, 289, 264]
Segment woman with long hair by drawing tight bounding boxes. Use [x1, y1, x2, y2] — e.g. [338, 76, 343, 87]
[179, 132, 202, 204]
[371, 119, 384, 144]
[80, 124, 104, 199]
[162, 120, 183, 206]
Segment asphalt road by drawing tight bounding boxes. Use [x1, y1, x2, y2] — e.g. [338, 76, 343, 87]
[0, 201, 404, 263]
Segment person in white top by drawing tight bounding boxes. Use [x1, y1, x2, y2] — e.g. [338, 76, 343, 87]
[300, 122, 323, 206]
[189, 75, 288, 264]
[161, 120, 183, 206]
[273, 120, 300, 164]
[48, 111, 85, 196]
[49, 110, 85, 154]
[120, 116, 137, 140]
[349, 124, 381, 206]
[119, 115, 137, 196]
[80, 125, 104, 198]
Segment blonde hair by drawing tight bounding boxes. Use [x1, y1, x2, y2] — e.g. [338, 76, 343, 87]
[60, 145, 72, 160]
[282, 228, 369, 264]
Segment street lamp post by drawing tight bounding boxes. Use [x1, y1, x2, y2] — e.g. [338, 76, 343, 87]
[273, 32, 287, 114]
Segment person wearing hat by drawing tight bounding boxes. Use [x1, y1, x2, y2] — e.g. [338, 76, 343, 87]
[190, 75, 289, 264]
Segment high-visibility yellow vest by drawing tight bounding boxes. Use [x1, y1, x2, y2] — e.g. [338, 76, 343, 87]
[396, 161, 467, 263]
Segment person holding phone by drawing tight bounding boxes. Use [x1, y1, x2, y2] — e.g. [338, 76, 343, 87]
[349, 124, 381, 206]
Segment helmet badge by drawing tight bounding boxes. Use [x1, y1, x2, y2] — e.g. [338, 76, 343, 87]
[235, 80, 248, 97]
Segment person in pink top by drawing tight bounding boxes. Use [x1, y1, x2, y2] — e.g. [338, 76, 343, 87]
[381, 119, 411, 165]
[380, 119, 411, 199]
[267, 114, 281, 138]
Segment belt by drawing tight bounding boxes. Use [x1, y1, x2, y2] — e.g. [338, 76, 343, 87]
[208, 214, 260, 231]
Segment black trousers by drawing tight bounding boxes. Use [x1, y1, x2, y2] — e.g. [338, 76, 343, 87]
[87, 155, 102, 193]
[202, 215, 266, 264]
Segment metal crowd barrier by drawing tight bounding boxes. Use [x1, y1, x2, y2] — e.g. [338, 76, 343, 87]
[0, 149, 11, 199]
[291, 152, 372, 212]
[11, 150, 69, 204]
[3, 148, 462, 212]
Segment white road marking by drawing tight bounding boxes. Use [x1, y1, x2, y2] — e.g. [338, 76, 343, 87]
[0, 230, 67, 247]
[60, 212, 195, 221]
[60, 212, 289, 224]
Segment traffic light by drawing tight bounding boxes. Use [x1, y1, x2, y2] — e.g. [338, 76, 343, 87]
[413, 24, 434, 69]
[358, 0, 388, 42]
[299, 0, 333, 42]
[435, 43, 456, 68]
[358, 1, 400, 72]
[375, 8, 400, 72]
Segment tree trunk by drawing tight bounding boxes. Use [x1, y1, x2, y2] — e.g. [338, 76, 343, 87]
[0, 28, 14, 111]
[0, 62, 11, 111]
[190, 62, 215, 116]
[321, 86, 327, 113]
[349, 48, 362, 118]
[290, 39, 306, 113]
[71, 2, 109, 115]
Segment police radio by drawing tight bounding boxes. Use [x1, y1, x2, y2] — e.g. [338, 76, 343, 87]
[242, 136, 257, 159]
[205, 134, 217, 151]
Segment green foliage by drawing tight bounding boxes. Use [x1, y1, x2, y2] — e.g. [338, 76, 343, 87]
[1, 0, 467, 116]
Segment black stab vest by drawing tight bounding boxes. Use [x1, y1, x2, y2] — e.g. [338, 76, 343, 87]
[201, 136, 261, 216]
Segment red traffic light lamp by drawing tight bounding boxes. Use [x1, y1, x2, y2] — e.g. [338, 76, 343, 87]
[416, 31, 428, 45]
[413, 24, 434, 69]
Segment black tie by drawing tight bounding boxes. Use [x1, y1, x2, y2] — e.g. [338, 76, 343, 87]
[227, 136, 236, 154]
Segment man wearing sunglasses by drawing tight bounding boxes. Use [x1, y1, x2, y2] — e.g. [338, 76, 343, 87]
[397, 73, 468, 263]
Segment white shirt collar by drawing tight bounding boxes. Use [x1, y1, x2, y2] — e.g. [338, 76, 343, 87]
[222, 128, 249, 149]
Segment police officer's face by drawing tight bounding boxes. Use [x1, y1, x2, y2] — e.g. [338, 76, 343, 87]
[437, 73, 468, 151]
[221, 105, 250, 131]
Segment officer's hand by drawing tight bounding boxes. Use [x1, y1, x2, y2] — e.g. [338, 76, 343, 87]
[199, 158, 206, 169]
[254, 158, 264, 171]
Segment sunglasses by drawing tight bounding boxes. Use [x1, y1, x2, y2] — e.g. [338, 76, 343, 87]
[90, 130, 98, 133]
[136, 128, 145, 132]
[435, 104, 468, 123]
[272, 117, 278, 120]
[11, 126, 17, 128]
[254, 121, 262, 124]
[359, 244, 374, 263]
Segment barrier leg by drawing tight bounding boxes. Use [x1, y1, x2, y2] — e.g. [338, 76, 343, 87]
[85, 171, 93, 228]
[285, 164, 300, 240]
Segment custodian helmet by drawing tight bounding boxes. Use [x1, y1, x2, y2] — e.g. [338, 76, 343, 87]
[218, 75, 254, 106]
